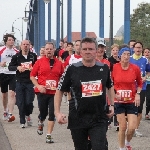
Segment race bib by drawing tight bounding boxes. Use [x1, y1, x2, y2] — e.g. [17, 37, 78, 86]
[21, 61, 32, 70]
[45, 80, 57, 90]
[81, 80, 102, 97]
[116, 90, 132, 101]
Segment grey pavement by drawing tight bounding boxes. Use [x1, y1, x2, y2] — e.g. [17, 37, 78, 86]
[0, 95, 150, 150]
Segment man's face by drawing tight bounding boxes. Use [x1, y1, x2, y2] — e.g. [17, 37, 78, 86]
[45, 44, 54, 58]
[67, 44, 73, 52]
[74, 41, 81, 54]
[20, 40, 30, 52]
[59, 41, 64, 48]
[134, 43, 143, 55]
[40, 48, 45, 56]
[129, 41, 136, 48]
[97, 45, 105, 57]
[80, 42, 97, 62]
[121, 51, 130, 63]
[6, 37, 15, 47]
[111, 46, 119, 57]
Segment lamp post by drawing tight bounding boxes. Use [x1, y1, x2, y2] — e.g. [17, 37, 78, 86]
[61, 0, 64, 40]
[11, 17, 24, 40]
[109, 0, 113, 56]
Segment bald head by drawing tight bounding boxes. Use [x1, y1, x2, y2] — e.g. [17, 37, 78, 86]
[20, 40, 30, 53]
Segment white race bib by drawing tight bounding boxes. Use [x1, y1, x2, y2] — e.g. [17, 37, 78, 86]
[116, 90, 132, 101]
[45, 80, 57, 90]
[81, 80, 103, 97]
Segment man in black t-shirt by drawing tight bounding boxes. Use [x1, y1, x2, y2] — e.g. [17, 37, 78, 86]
[54, 37, 114, 150]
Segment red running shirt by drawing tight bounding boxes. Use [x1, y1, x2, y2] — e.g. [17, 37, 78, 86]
[96, 58, 110, 68]
[30, 57, 64, 94]
[112, 63, 142, 103]
[64, 54, 82, 68]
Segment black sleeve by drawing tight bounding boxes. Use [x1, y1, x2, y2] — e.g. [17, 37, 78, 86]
[106, 66, 113, 89]
[57, 65, 72, 92]
[8, 54, 18, 71]
[33, 54, 37, 65]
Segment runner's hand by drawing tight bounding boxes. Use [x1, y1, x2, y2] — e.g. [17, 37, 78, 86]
[55, 112, 67, 124]
[106, 106, 114, 118]
[17, 66, 25, 72]
[37, 85, 46, 93]
[141, 76, 146, 82]
[135, 94, 140, 107]
[0, 62, 6, 67]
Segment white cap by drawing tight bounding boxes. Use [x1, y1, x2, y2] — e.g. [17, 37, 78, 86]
[96, 38, 106, 46]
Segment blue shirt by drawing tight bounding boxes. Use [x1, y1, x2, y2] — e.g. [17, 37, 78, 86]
[130, 56, 150, 90]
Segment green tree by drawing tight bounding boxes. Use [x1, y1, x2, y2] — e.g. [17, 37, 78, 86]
[130, 2, 150, 48]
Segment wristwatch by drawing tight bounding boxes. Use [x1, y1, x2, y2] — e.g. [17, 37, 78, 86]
[136, 92, 140, 95]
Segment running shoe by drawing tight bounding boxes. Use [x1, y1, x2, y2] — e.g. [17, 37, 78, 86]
[37, 121, 44, 135]
[108, 124, 111, 130]
[26, 116, 32, 126]
[145, 115, 150, 120]
[46, 135, 54, 143]
[8, 114, 15, 122]
[20, 124, 25, 128]
[134, 129, 143, 137]
[126, 145, 132, 150]
[3, 112, 8, 121]
[116, 125, 119, 131]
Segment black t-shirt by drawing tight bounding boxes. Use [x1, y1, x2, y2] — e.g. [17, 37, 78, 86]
[108, 56, 120, 71]
[58, 61, 113, 129]
[61, 51, 69, 61]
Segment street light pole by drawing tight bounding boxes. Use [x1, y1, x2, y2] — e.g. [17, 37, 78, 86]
[11, 17, 24, 41]
[109, 0, 113, 55]
[61, 0, 64, 40]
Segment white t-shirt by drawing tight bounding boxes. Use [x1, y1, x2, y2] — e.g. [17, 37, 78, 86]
[0, 46, 19, 74]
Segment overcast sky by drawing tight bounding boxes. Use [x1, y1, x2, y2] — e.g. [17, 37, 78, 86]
[0, 0, 148, 42]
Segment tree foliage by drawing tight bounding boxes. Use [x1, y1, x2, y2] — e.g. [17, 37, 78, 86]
[130, 2, 150, 48]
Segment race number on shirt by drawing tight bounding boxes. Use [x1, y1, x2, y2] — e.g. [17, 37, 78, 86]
[81, 80, 102, 97]
[21, 62, 32, 70]
[45, 80, 57, 90]
[116, 90, 132, 101]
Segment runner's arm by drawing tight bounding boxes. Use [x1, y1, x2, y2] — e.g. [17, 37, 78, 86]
[8, 55, 18, 71]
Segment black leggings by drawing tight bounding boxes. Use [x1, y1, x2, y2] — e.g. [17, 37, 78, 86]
[146, 85, 150, 115]
[138, 90, 146, 114]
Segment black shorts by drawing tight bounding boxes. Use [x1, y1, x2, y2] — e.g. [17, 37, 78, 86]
[1, 74, 16, 93]
[115, 103, 138, 115]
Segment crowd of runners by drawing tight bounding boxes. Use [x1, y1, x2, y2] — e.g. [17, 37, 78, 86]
[0, 34, 150, 150]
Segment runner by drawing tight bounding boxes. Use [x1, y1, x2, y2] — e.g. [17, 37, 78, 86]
[112, 47, 142, 150]
[96, 38, 110, 67]
[54, 39, 64, 58]
[61, 42, 74, 62]
[108, 44, 120, 131]
[30, 42, 64, 143]
[37, 46, 45, 59]
[64, 40, 82, 68]
[0, 34, 19, 122]
[130, 41, 150, 137]
[8, 40, 37, 128]
[143, 48, 150, 119]
[54, 37, 114, 150]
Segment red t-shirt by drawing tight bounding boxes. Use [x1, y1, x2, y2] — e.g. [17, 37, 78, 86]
[112, 63, 142, 103]
[96, 58, 110, 68]
[30, 57, 64, 94]
[59, 49, 65, 57]
[64, 54, 82, 68]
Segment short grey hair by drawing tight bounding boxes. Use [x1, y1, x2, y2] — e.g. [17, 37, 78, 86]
[80, 37, 98, 49]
